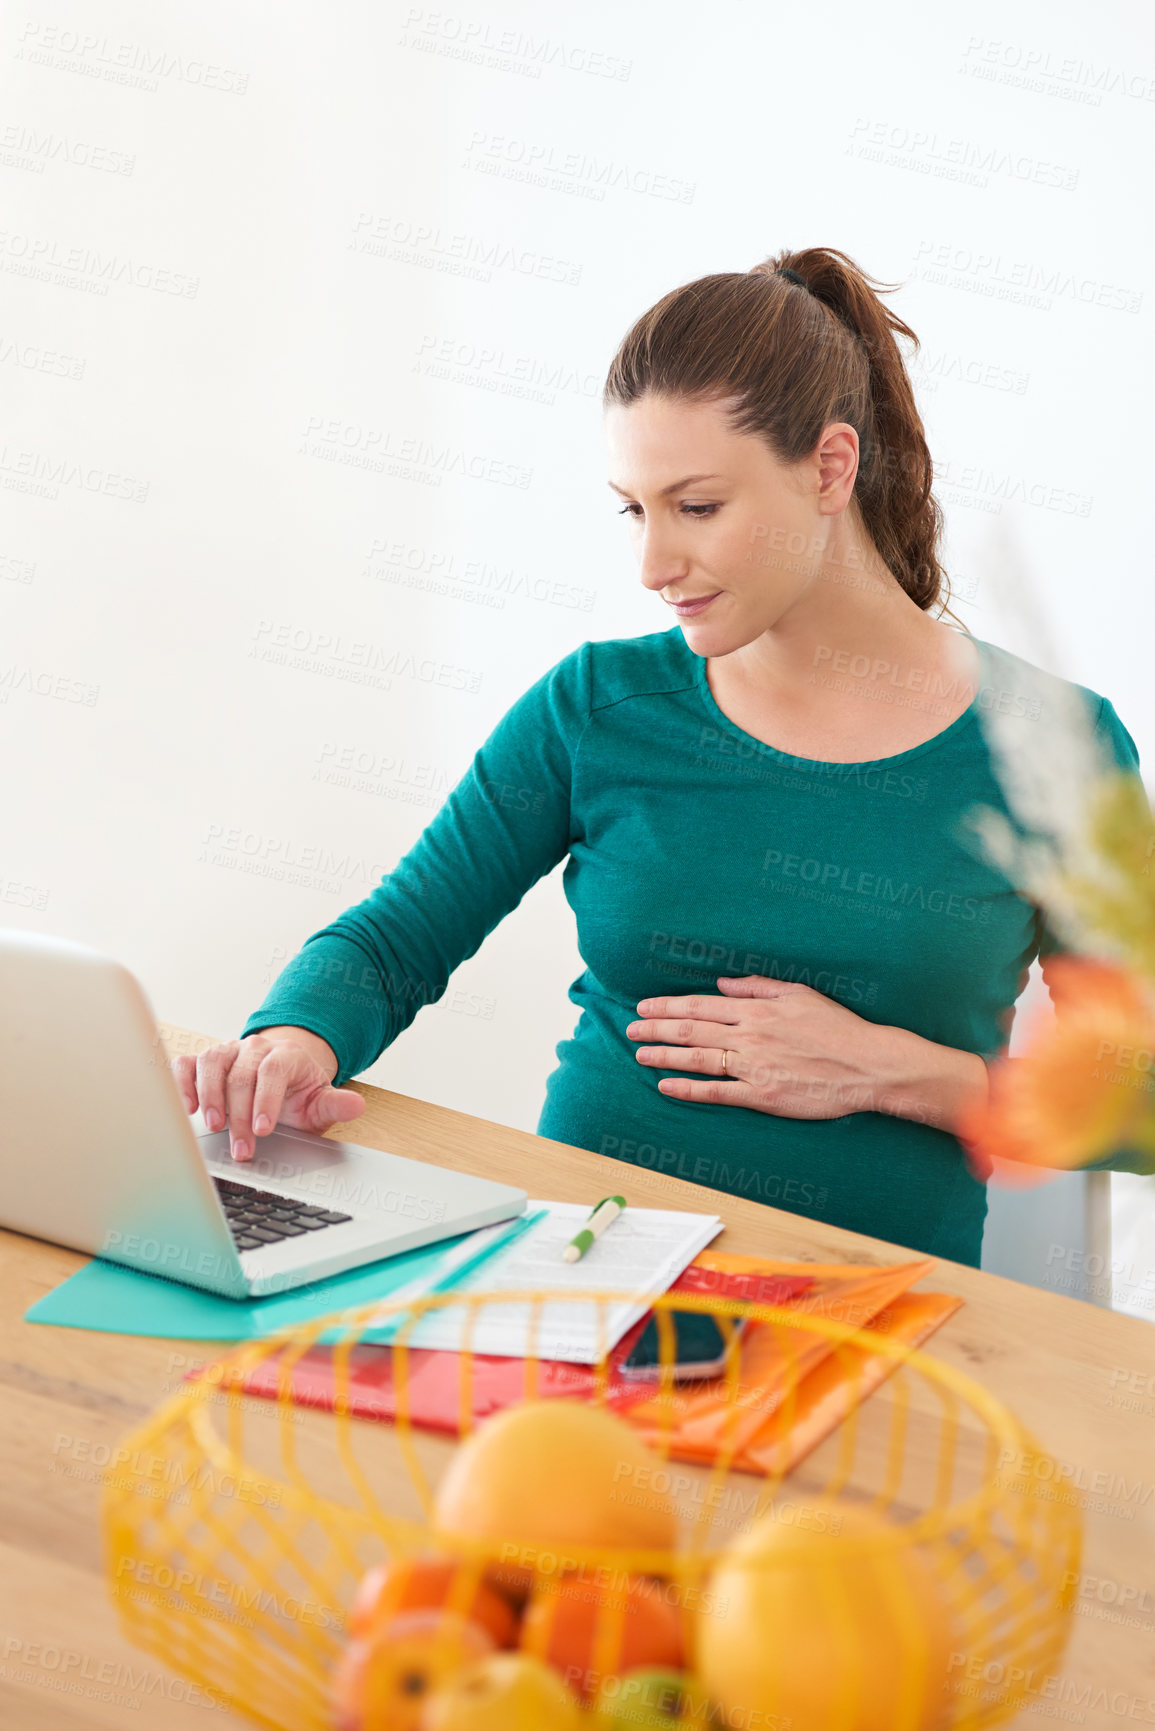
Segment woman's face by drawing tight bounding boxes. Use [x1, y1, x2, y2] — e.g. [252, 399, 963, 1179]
[604, 392, 861, 651]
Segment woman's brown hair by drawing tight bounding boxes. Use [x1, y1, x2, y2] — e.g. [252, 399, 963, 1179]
[603, 246, 953, 617]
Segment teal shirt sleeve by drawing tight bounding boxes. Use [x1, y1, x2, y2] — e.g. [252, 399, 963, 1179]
[239, 643, 593, 1086]
[1034, 694, 1151, 1173]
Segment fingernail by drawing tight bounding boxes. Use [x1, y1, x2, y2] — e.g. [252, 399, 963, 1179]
[254, 1114, 270, 1134]
[232, 1140, 248, 1161]
[205, 1108, 222, 1131]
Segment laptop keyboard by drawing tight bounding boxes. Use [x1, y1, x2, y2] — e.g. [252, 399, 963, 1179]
[213, 1176, 353, 1252]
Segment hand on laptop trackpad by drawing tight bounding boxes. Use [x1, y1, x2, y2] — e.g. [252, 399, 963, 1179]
[198, 1122, 355, 1174]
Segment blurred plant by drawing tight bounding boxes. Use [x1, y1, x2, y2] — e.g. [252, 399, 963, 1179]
[959, 953, 1155, 1182]
[959, 648, 1155, 1181]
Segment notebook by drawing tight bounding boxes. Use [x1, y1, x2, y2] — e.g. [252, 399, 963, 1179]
[375, 1199, 723, 1362]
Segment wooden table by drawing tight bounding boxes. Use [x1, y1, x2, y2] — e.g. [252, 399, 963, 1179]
[2, 1022, 1153, 1730]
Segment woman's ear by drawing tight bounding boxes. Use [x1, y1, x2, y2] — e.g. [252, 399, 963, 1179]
[814, 423, 859, 516]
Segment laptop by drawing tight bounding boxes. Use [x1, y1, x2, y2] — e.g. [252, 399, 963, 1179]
[0, 929, 527, 1299]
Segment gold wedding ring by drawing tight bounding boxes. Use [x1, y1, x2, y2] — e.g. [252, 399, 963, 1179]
[720, 1047, 728, 1077]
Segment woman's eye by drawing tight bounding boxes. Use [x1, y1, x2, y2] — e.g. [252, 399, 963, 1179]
[615, 502, 719, 518]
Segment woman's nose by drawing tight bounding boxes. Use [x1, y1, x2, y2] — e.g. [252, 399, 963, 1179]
[636, 524, 689, 593]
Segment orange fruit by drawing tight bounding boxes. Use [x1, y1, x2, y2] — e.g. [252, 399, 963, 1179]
[433, 1401, 679, 1598]
[695, 1497, 954, 1731]
[420, 1653, 584, 1728]
[331, 1608, 494, 1731]
[349, 1556, 518, 1647]
[520, 1572, 685, 1703]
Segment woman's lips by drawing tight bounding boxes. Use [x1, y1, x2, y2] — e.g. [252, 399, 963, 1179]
[668, 591, 722, 617]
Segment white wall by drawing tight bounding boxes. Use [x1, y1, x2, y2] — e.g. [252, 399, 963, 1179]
[4, 0, 1152, 1304]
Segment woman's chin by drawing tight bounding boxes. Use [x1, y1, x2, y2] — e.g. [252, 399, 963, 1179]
[674, 602, 761, 656]
[671, 593, 732, 640]
[676, 619, 727, 654]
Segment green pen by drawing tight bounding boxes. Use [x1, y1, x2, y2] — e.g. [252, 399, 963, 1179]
[562, 1195, 627, 1263]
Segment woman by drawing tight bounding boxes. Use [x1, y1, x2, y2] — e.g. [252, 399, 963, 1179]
[175, 247, 1140, 1268]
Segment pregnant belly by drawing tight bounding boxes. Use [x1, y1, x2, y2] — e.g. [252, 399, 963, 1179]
[535, 996, 987, 1265]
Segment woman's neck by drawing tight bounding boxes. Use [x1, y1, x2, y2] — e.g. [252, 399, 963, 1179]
[706, 558, 981, 761]
[731, 552, 972, 702]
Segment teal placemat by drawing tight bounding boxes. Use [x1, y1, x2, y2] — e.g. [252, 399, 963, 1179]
[23, 1233, 471, 1341]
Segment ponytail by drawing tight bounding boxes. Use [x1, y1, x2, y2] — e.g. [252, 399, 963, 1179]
[603, 245, 952, 617]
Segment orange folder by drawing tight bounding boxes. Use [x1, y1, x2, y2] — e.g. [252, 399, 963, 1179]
[620, 1250, 962, 1474]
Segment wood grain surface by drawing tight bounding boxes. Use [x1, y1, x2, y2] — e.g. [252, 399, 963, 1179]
[1, 1022, 1152, 1729]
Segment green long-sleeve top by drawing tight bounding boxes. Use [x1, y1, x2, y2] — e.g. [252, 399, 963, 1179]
[241, 628, 1142, 1268]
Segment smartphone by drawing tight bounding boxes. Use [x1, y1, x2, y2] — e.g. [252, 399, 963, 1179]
[619, 1309, 747, 1381]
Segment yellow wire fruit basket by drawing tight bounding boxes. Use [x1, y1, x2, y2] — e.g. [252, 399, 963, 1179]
[100, 1285, 1082, 1730]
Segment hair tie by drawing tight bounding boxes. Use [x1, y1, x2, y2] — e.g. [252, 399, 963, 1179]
[777, 267, 808, 290]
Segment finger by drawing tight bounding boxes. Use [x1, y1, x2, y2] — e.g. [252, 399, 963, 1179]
[655, 1077, 756, 1104]
[195, 1040, 241, 1136]
[171, 1053, 199, 1113]
[633, 1044, 723, 1073]
[249, 1047, 295, 1139]
[223, 1039, 269, 1161]
[627, 1018, 735, 1046]
[714, 976, 810, 998]
[304, 1085, 366, 1133]
[632, 995, 741, 1024]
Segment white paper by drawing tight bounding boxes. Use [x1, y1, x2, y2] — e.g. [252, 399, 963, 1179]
[387, 1200, 723, 1363]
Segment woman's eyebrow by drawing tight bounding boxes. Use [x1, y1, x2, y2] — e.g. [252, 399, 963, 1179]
[607, 472, 723, 497]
